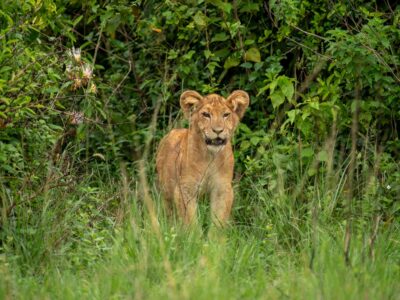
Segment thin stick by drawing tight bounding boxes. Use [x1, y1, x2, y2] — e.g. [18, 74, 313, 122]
[369, 214, 381, 261]
[344, 77, 361, 265]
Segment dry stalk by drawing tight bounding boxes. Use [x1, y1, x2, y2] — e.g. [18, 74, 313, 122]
[137, 92, 176, 292]
[368, 214, 381, 261]
[344, 77, 361, 265]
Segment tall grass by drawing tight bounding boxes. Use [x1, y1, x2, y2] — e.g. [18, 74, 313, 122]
[1, 88, 399, 298]
[1, 148, 399, 299]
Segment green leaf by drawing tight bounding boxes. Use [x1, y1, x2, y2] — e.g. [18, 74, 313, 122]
[269, 80, 278, 93]
[278, 76, 294, 100]
[240, 62, 252, 69]
[55, 101, 66, 109]
[317, 150, 328, 162]
[214, 47, 230, 58]
[0, 66, 12, 74]
[301, 111, 311, 120]
[240, 140, 250, 151]
[24, 108, 36, 116]
[299, 119, 312, 136]
[244, 47, 261, 63]
[182, 50, 195, 60]
[308, 167, 317, 176]
[250, 136, 261, 146]
[270, 91, 285, 109]
[208, 0, 233, 13]
[204, 50, 212, 59]
[206, 61, 219, 74]
[211, 32, 229, 43]
[240, 3, 260, 13]
[309, 101, 320, 110]
[0, 97, 10, 105]
[287, 109, 297, 124]
[73, 15, 83, 27]
[193, 11, 207, 27]
[167, 49, 178, 60]
[301, 148, 314, 158]
[224, 56, 240, 69]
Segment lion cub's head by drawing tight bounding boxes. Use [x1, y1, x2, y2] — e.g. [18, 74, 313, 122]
[180, 90, 250, 152]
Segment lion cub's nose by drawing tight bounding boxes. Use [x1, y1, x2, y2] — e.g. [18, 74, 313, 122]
[212, 128, 223, 134]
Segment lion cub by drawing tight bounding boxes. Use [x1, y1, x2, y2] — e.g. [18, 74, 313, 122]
[156, 90, 249, 226]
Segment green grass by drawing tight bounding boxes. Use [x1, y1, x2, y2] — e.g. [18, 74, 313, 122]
[1, 169, 399, 300]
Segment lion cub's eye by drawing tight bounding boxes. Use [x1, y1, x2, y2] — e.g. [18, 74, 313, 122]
[202, 112, 211, 118]
[223, 112, 231, 118]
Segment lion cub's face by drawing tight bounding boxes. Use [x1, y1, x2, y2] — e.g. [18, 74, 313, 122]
[180, 90, 250, 152]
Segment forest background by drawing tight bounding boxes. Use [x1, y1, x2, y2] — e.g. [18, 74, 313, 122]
[0, 0, 399, 299]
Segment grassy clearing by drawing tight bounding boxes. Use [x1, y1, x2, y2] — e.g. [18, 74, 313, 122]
[1, 168, 399, 299]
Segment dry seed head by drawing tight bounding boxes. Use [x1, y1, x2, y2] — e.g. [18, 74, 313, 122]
[82, 64, 93, 80]
[89, 83, 97, 94]
[69, 111, 84, 125]
[65, 63, 74, 79]
[71, 47, 81, 63]
[72, 78, 82, 90]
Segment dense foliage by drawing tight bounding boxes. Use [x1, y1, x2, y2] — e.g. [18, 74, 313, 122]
[0, 0, 399, 298]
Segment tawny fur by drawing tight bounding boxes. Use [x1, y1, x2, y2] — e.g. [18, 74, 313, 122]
[156, 90, 249, 226]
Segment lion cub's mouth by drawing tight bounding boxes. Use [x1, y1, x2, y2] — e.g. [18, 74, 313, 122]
[205, 137, 227, 146]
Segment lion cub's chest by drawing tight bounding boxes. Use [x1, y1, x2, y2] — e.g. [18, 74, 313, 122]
[179, 153, 228, 196]
[196, 166, 218, 197]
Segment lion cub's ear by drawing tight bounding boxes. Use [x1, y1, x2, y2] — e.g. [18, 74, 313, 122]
[180, 90, 203, 119]
[226, 90, 250, 119]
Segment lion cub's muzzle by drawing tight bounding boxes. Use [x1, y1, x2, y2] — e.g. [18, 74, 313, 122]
[205, 137, 227, 146]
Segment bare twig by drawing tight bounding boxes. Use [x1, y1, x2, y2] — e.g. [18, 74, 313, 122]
[344, 76, 361, 266]
[362, 44, 400, 83]
[368, 214, 381, 261]
[233, 0, 245, 52]
[285, 36, 332, 61]
[289, 24, 328, 41]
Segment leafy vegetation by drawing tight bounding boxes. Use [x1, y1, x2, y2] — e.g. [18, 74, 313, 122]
[0, 0, 399, 298]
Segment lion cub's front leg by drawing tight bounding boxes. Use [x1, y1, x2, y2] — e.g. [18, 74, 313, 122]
[174, 181, 199, 225]
[210, 181, 234, 226]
